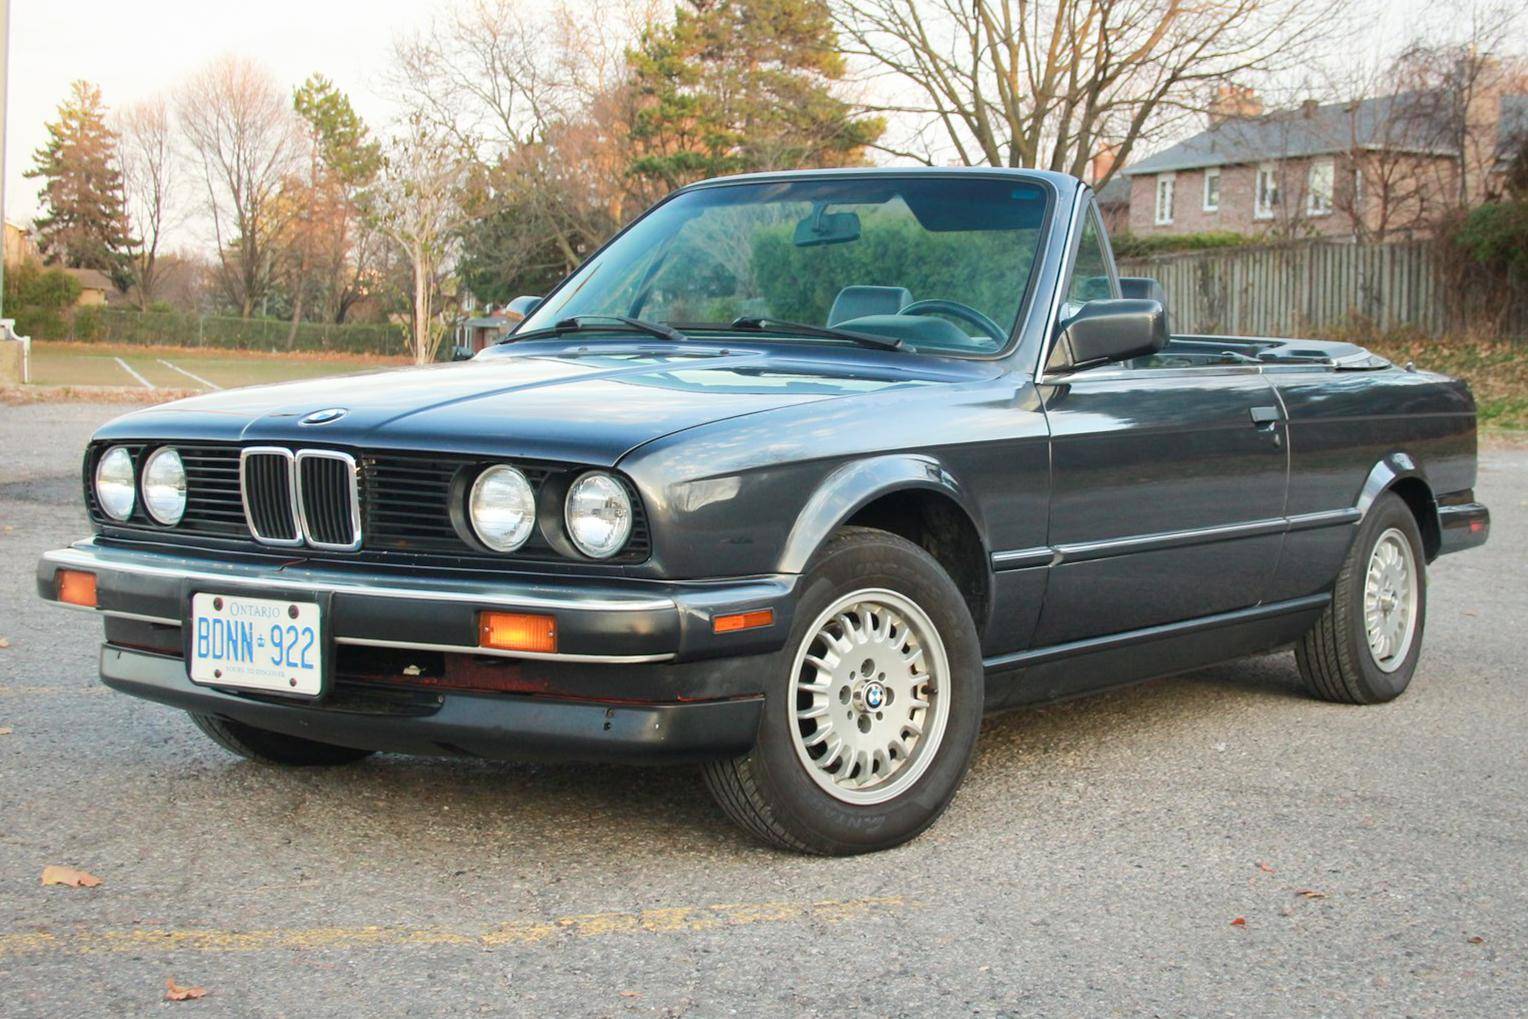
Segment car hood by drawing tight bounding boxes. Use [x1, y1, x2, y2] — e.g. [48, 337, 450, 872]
[95, 341, 998, 466]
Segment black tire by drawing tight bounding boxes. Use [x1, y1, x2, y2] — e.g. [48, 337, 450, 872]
[1296, 492, 1427, 704]
[703, 527, 984, 854]
[189, 713, 375, 766]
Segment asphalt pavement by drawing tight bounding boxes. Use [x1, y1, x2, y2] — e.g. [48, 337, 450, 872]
[1, 401, 1524, 1016]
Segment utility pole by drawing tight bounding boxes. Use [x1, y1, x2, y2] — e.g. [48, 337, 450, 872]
[0, 0, 10, 318]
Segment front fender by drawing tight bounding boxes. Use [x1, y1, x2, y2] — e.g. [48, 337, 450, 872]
[776, 454, 985, 574]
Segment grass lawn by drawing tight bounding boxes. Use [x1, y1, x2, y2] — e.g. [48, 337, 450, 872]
[27, 342, 411, 393]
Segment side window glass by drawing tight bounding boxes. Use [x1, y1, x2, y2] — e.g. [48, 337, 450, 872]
[1061, 209, 1113, 319]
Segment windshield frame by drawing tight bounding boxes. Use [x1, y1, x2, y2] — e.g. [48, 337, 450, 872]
[510, 169, 1062, 362]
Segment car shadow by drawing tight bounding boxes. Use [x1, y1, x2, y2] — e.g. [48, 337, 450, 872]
[198, 650, 1316, 858]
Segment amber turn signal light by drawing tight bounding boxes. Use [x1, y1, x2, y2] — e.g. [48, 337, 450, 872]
[478, 611, 558, 654]
[57, 570, 98, 608]
[713, 609, 774, 634]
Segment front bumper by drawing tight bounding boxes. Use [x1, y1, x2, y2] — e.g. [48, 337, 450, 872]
[38, 540, 799, 761]
[98, 644, 762, 762]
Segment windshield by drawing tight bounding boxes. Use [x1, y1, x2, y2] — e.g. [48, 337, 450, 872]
[518, 176, 1050, 355]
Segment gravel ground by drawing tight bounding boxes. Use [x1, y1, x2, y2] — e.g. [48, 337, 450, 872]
[1, 402, 1524, 1017]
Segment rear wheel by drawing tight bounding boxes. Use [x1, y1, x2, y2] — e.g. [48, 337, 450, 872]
[1296, 492, 1427, 704]
[189, 713, 375, 766]
[704, 527, 983, 854]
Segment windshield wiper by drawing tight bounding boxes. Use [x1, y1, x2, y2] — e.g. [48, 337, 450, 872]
[728, 316, 903, 351]
[503, 314, 690, 344]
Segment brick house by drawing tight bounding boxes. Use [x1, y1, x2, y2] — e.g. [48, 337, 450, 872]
[1118, 86, 1526, 241]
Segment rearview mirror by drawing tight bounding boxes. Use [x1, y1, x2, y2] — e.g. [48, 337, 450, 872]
[793, 205, 861, 247]
[1048, 299, 1167, 373]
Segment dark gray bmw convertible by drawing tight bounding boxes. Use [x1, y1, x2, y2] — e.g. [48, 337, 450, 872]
[38, 168, 1490, 853]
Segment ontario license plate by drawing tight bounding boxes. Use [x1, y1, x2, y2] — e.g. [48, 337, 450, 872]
[189, 593, 324, 697]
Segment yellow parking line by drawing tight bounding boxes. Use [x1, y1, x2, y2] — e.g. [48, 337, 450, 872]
[0, 897, 906, 958]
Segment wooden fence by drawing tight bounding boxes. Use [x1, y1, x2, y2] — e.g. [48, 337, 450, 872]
[1116, 239, 1497, 339]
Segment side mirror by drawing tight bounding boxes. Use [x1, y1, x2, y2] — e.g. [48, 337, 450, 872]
[1118, 277, 1170, 332]
[504, 295, 542, 322]
[1048, 299, 1167, 372]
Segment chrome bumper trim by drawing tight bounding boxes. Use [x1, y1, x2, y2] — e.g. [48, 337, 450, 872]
[39, 546, 676, 613]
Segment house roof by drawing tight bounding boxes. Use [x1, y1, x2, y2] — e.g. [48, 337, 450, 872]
[63, 267, 113, 292]
[1121, 93, 1459, 176]
[1093, 176, 1131, 206]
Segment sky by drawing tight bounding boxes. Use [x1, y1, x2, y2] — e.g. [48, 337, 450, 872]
[2, 0, 430, 238]
[0, 0, 1475, 248]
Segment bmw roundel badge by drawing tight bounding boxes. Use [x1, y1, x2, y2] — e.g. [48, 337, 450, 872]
[300, 407, 348, 426]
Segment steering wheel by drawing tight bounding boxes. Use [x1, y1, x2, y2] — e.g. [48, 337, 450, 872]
[900, 299, 1006, 343]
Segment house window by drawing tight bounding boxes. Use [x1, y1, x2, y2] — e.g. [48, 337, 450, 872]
[1255, 163, 1280, 220]
[1307, 158, 1334, 216]
[1154, 174, 1175, 225]
[1203, 168, 1221, 212]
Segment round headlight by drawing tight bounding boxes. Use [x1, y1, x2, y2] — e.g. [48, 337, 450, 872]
[469, 465, 537, 551]
[565, 472, 633, 559]
[94, 446, 136, 521]
[142, 447, 187, 525]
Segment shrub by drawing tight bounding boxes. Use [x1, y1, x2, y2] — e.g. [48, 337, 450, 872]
[3, 259, 81, 338]
[70, 304, 106, 341]
[1111, 231, 1250, 259]
[1435, 201, 1528, 333]
[1448, 200, 1528, 282]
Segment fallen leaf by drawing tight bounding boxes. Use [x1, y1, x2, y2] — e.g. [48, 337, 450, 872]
[0, 638, 10, 649]
[1230, 916, 1246, 927]
[1467, 935, 1485, 945]
[41, 865, 102, 888]
[618, 991, 640, 998]
[165, 979, 207, 1002]
[0, 727, 12, 735]
[1256, 862, 1276, 874]
[1296, 889, 1327, 899]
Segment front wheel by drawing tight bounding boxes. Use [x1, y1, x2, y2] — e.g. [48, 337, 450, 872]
[1296, 491, 1427, 704]
[704, 528, 983, 854]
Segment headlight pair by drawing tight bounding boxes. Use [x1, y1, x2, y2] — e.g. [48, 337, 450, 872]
[94, 445, 187, 526]
[467, 466, 633, 559]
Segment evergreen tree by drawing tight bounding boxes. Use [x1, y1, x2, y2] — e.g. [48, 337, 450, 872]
[26, 81, 135, 289]
[627, 0, 884, 191]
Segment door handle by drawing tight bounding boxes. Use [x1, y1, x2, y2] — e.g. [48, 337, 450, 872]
[1249, 406, 1282, 428]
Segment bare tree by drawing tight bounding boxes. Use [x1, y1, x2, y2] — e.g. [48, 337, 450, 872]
[117, 95, 178, 309]
[176, 56, 301, 317]
[390, 0, 577, 154]
[835, 0, 1345, 182]
[389, 0, 662, 293]
[1388, 2, 1526, 208]
[372, 117, 473, 364]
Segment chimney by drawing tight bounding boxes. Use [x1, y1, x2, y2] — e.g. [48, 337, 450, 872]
[1089, 143, 1120, 184]
[1301, 98, 1320, 119]
[1209, 84, 1263, 127]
